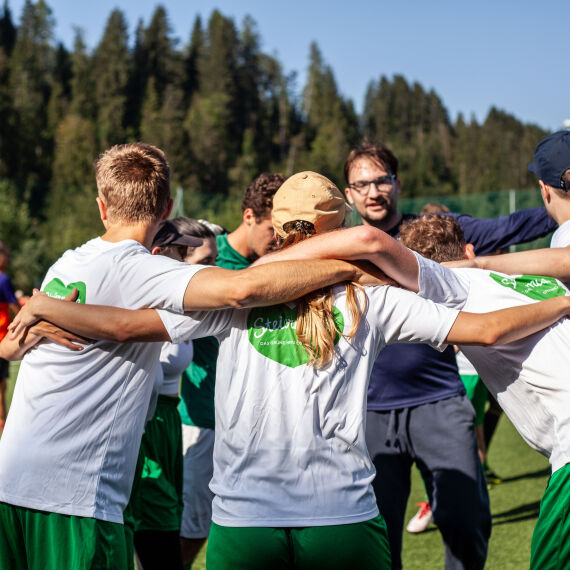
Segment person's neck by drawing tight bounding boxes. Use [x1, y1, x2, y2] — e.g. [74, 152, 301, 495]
[552, 203, 570, 227]
[364, 211, 403, 233]
[101, 221, 162, 251]
[226, 223, 253, 259]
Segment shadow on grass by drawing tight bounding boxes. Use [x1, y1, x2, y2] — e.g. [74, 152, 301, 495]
[503, 467, 550, 483]
[492, 501, 541, 526]
[499, 467, 550, 484]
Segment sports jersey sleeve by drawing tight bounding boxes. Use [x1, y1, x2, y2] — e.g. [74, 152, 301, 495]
[368, 285, 459, 351]
[414, 252, 470, 309]
[115, 252, 207, 313]
[156, 308, 234, 344]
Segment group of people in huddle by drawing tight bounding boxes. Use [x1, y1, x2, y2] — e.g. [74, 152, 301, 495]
[0, 130, 570, 570]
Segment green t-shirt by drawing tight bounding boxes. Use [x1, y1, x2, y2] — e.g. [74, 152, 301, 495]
[215, 233, 250, 270]
[179, 232, 250, 428]
[178, 336, 218, 429]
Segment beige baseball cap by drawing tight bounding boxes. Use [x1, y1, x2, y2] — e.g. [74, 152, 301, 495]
[272, 171, 348, 238]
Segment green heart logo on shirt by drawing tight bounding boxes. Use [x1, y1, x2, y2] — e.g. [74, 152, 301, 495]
[247, 304, 344, 368]
[43, 278, 87, 304]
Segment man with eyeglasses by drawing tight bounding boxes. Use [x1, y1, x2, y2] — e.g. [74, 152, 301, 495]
[343, 141, 557, 570]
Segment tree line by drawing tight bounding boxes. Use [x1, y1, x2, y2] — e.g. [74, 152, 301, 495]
[0, 0, 549, 290]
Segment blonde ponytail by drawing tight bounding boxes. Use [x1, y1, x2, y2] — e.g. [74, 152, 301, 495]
[280, 222, 366, 368]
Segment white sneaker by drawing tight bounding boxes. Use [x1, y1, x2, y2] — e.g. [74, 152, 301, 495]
[406, 501, 432, 533]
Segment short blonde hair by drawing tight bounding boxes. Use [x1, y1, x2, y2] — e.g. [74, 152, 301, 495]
[95, 143, 171, 224]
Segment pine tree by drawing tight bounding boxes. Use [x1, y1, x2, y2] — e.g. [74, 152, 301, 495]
[185, 91, 233, 192]
[125, 19, 147, 133]
[198, 10, 238, 98]
[69, 28, 96, 120]
[184, 10, 241, 193]
[93, 9, 130, 148]
[47, 42, 72, 133]
[9, 0, 56, 211]
[184, 16, 203, 103]
[0, 0, 16, 56]
[297, 42, 359, 183]
[0, 0, 16, 175]
[138, 6, 188, 181]
[44, 114, 99, 261]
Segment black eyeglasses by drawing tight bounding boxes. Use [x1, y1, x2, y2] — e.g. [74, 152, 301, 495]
[348, 174, 396, 195]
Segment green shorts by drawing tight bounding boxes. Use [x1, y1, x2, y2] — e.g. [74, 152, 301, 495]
[460, 374, 488, 426]
[130, 395, 183, 532]
[206, 515, 391, 570]
[0, 501, 128, 570]
[530, 462, 570, 569]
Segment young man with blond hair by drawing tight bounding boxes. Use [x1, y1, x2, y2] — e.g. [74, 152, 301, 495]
[0, 144, 373, 570]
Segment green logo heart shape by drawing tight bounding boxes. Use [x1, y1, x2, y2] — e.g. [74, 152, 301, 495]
[43, 278, 87, 304]
[247, 304, 344, 368]
[489, 273, 566, 301]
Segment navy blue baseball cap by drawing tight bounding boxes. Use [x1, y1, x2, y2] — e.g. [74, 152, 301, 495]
[528, 131, 570, 190]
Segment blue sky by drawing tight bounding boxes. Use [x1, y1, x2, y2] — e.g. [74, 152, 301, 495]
[7, 0, 569, 131]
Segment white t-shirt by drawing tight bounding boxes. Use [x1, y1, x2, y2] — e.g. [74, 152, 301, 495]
[161, 283, 459, 527]
[456, 350, 478, 376]
[158, 340, 194, 396]
[0, 238, 204, 523]
[550, 220, 570, 248]
[417, 254, 570, 472]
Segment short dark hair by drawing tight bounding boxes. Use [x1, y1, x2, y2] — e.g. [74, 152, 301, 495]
[241, 173, 285, 220]
[170, 217, 215, 240]
[399, 215, 465, 263]
[344, 141, 399, 183]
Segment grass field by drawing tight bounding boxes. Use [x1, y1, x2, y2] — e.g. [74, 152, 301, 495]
[5, 362, 548, 569]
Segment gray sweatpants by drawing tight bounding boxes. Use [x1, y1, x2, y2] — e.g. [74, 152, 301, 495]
[366, 394, 491, 570]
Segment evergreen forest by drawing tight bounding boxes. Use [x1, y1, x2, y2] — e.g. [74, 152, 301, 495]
[0, 1, 551, 290]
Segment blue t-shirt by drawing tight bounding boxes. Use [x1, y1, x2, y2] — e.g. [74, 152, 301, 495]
[368, 207, 557, 411]
[0, 272, 17, 340]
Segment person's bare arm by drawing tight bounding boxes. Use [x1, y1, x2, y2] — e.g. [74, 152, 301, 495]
[182, 258, 370, 310]
[444, 247, 570, 280]
[10, 259, 380, 341]
[0, 330, 44, 360]
[9, 292, 170, 343]
[251, 226, 420, 292]
[0, 320, 86, 360]
[446, 296, 570, 346]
